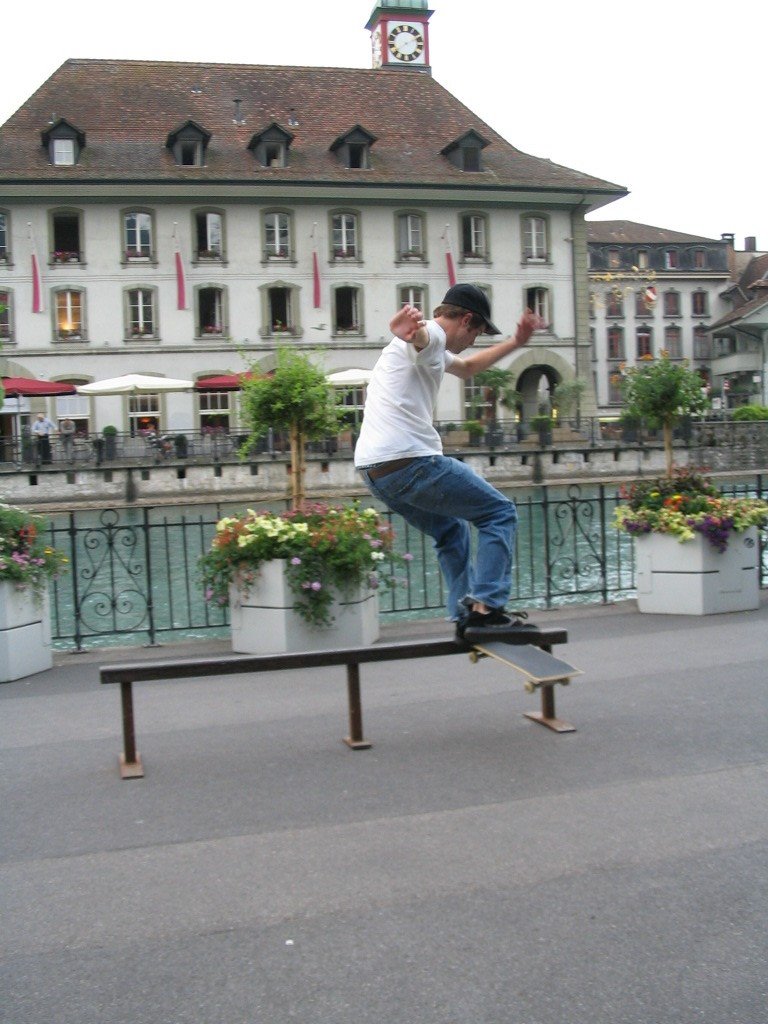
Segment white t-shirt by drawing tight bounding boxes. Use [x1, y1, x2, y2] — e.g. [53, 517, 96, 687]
[354, 320, 456, 467]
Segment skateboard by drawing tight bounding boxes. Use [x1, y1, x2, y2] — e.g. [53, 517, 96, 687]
[467, 640, 582, 693]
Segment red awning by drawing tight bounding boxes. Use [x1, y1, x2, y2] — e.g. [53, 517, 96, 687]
[195, 372, 261, 391]
[1, 377, 78, 397]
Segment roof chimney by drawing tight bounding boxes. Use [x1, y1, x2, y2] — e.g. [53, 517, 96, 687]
[744, 236, 757, 252]
[721, 233, 735, 245]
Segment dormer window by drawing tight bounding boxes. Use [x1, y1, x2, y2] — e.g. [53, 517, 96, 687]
[166, 121, 211, 167]
[248, 122, 294, 168]
[42, 119, 85, 166]
[440, 130, 489, 172]
[330, 126, 376, 170]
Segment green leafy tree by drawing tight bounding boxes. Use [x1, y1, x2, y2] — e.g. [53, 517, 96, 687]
[474, 367, 517, 424]
[240, 348, 342, 508]
[620, 354, 709, 475]
[551, 378, 587, 420]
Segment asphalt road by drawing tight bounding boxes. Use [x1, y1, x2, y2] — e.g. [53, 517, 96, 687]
[1, 599, 766, 1024]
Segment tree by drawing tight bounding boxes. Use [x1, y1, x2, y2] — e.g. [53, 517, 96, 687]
[240, 348, 342, 508]
[620, 354, 709, 475]
[551, 378, 587, 421]
[473, 367, 517, 424]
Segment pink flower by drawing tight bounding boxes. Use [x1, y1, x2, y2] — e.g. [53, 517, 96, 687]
[311, 581, 322, 591]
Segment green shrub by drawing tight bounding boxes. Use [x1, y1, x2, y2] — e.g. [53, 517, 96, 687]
[732, 405, 768, 421]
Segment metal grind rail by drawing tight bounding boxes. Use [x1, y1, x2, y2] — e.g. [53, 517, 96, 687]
[100, 626, 570, 778]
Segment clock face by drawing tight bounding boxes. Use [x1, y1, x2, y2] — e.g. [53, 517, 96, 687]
[387, 21, 425, 63]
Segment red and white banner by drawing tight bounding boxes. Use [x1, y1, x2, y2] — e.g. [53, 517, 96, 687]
[445, 249, 457, 288]
[29, 225, 44, 313]
[31, 251, 44, 313]
[443, 225, 457, 287]
[175, 243, 187, 310]
[312, 249, 321, 309]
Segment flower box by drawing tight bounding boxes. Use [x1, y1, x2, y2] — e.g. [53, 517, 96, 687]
[0, 582, 53, 681]
[229, 559, 379, 654]
[634, 528, 760, 615]
[200, 502, 407, 651]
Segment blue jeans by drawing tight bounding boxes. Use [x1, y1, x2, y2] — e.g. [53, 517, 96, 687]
[360, 455, 517, 620]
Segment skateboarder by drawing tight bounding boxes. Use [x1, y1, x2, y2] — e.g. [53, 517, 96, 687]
[355, 284, 544, 634]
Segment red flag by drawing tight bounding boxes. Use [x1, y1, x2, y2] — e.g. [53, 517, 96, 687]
[443, 226, 457, 287]
[445, 248, 456, 288]
[31, 251, 44, 313]
[312, 249, 321, 309]
[175, 245, 187, 310]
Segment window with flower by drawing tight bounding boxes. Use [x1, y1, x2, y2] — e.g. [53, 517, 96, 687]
[263, 210, 292, 260]
[126, 287, 156, 338]
[196, 285, 226, 337]
[123, 210, 154, 260]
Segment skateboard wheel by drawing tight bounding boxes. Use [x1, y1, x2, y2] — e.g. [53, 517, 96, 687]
[469, 651, 480, 663]
[524, 681, 536, 694]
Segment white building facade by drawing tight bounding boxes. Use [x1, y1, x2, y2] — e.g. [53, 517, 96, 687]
[0, 4, 626, 443]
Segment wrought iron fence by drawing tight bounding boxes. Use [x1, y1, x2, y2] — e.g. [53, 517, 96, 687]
[44, 477, 766, 651]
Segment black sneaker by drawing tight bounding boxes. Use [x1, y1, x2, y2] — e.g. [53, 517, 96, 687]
[456, 606, 527, 638]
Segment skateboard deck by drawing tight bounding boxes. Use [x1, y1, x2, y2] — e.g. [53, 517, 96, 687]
[468, 641, 582, 690]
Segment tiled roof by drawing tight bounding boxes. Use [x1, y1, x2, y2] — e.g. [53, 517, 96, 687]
[710, 252, 768, 329]
[708, 291, 768, 330]
[740, 252, 768, 291]
[586, 220, 720, 245]
[0, 59, 626, 197]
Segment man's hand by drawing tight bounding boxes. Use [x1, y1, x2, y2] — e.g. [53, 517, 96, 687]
[390, 304, 426, 344]
[514, 308, 547, 349]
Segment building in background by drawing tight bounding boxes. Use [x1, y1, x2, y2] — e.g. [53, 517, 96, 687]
[0, 0, 626, 444]
[709, 239, 768, 408]
[587, 223, 766, 414]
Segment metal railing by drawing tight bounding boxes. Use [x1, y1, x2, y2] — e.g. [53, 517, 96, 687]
[5, 417, 764, 471]
[43, 476, 766, 651]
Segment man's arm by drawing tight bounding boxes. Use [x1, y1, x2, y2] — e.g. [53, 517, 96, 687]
[447, 309, 545, 380]
[390, 304, 429, 350]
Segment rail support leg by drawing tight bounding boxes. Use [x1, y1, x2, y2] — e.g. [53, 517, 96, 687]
[524, 680, 576, 734]
[119, 680, 145, 778]
[343, 662, 371, 750]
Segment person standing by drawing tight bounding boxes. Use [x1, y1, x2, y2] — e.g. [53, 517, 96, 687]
[355, 285, 543, 634]
[31, 412, 57, 465]
[59, 417, 76, 462]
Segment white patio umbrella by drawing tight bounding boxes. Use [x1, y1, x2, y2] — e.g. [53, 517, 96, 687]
[326, 368, 373, 387]
[76, 374, 194, 395]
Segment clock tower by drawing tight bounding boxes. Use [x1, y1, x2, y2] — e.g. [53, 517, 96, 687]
[366, 1, 433, 73]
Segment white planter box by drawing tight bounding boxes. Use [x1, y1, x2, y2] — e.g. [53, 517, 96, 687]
[228, 559, 380, 654]
[0, 582, 54, 681]
[635, 527, 760, 615]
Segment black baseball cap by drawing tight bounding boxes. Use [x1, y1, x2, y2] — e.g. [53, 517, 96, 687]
[441, 284, 501, 335]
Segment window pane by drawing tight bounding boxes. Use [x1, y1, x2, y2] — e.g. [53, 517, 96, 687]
[335, 287, 359, 330]
[398, 285, 425, 310]
[128, 289, 153, 334]
[524, 217, 546, 259]
[125, 213, 152, 255]
[56, 290, 82, 335]
[199, 287, 223, 333]
[265, 213, 289, 255]
[53, 139, 75, 165]
[268, 287, 291, 329]
[332, 214, 356, 255]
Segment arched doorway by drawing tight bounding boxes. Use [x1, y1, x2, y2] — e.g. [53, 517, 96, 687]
[516, 364, 560, 425]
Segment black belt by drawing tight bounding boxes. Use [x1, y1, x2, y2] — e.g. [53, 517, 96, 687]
[365, 457, 416, 480]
